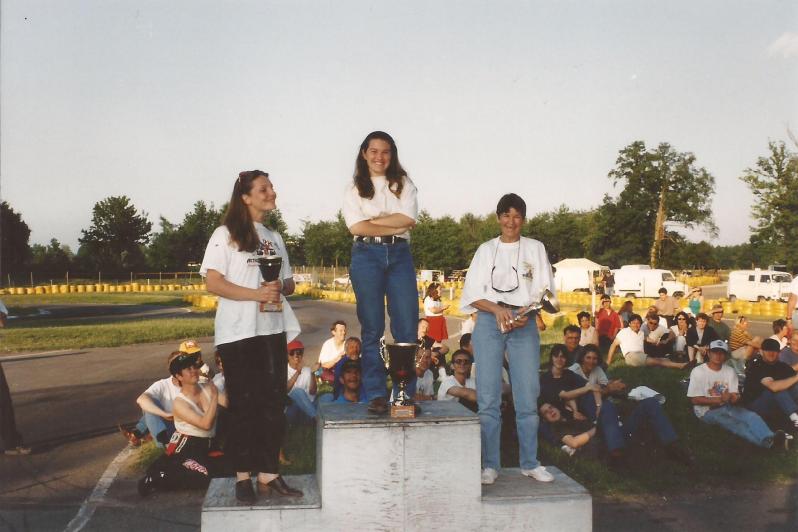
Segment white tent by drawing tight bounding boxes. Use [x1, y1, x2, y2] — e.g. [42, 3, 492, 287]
[553, 258, 607, 292]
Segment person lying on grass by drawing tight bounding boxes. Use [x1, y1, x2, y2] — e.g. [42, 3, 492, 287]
[539, 398, 693, 467]
[606, 314, 688, 370]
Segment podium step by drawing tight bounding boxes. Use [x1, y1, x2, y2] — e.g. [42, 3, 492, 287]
[482, 466, 590, 502]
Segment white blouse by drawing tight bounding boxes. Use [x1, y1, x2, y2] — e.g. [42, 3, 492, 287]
[342, 176, 418, 240]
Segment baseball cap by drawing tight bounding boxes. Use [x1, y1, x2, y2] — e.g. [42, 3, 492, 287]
[287, 339, 305, 352]
[762, 338, 781, 352]
[179, 340, 202, 354]
[341, 359, 361, 373]
[169, 353, 200, 376]
[710, 304, 723, 314]
[708, 340, 728, 353]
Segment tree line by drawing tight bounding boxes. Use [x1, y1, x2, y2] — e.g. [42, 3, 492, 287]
[2, 139, 797, 282]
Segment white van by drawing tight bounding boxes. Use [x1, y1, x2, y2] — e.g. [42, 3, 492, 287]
[612, 265, 689, 298]
[726, 269, 793, 302]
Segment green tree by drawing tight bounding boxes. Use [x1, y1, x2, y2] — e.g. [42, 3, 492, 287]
[740, 140, 798, 271]
[411, 212, 464, 270]
[30, 239, 73, 274]
[302, 212, 351, 266]
[147, 201, 222, 271]
[525, 206, 593, 264]
[588, 141, 717, 267]
[78, 196, 152, 271]
[0, 201, 31, 277]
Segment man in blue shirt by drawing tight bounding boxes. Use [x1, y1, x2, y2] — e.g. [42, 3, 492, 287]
[334, 359, 365, 404]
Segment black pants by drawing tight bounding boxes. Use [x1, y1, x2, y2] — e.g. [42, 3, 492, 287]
[0, 364, 23, 450]
[218, 333, 287, 474]
[146, 434, 223, 491]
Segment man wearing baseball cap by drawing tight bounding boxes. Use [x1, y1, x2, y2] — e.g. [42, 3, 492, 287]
[707, 304, 731, 343]
[742, 338, 798, 430]
[688, 340, 788, 449]
[286, 339, 318, 423]
[334, 360, 365, 404]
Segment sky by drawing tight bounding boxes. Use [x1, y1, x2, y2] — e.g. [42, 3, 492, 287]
[1, 0, 797, 254]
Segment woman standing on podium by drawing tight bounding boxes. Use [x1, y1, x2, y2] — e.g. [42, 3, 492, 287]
[200, 170, 302, 503]
[343, 131, 419, 415]
[460, 193, 556, 486]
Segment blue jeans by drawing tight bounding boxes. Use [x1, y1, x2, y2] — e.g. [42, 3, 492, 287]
[136, 409, 175, 449]
[592, 397, 677, 452]
[350, 240, 418, 401]
[747, 386, 798, 420]
[285, 388, 317, 424]
[700, 405, 773, 448]
[473, 310, 541, 471]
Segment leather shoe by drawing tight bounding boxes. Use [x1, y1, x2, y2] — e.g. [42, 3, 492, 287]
[261, 475, 303, 497]
[235, 479, 256, 503]
[368, 396, 389, 415]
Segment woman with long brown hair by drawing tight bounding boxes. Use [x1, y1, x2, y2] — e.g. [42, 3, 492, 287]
[342, 131, 419, 414]
[200, 170, 301, 503]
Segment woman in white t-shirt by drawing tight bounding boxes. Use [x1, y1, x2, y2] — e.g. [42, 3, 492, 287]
[200, 170, 301, 503]
[423, 283, 450, 342]
[343, 131, 419, 415]
[576, 311, 599, 347]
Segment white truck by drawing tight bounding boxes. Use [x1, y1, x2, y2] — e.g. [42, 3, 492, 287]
[612, 265, 689, 298]
[726, 269, 793, 302]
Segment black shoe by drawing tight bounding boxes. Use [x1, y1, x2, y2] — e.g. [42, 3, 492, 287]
[773, 430, 792, 451]
[137, 475, 156, 497]
[262, 475, 303, 497]
[235, 479, 256, 503]
[368, 396, 389, 415]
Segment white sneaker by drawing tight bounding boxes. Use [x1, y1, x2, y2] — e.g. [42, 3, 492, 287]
[481, 468, 499, 485]
[521, 466, 554, 482]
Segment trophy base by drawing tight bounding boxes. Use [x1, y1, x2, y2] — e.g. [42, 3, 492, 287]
[390, 404, 416, 418]
[259, 302, 283, 312]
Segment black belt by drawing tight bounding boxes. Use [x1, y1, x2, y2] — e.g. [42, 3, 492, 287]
[497, 302, 522, 310]
[354, 236, 407, 245]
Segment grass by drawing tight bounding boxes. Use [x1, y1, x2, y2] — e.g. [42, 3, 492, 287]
[3, 292, 194, 308]
[0, 316, 215, 352]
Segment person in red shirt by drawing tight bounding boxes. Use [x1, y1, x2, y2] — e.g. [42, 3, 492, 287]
[595, 295, 623, 351]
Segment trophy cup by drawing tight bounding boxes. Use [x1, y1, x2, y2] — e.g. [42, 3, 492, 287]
[257, 255, 283, 312]
[511, 289, 560, 325]
[385, 343, 419, 418]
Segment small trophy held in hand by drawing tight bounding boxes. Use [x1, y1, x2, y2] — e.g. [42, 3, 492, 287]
[257, 255, 283, 312]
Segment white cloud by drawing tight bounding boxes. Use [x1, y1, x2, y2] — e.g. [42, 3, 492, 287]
[767, 32, 798, 58]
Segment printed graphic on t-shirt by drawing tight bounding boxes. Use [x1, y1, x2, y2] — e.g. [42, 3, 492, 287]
[246, 239, 279, 267]
[707, 381, 729, 397]
[522, 261, 534, 281]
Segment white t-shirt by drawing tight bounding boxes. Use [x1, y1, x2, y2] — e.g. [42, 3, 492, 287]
[460, 237, 555, 312]
[579, 326, 597, 346]
[144, 377, 182, 413]
[769, 335, 788, 350]
[423, 297, 442, 317]
[417, 369, 435, 396]
[642, 323, 668, 343]
[568, 363, 609, 386]
[789, 277, 798, 295]
[212, 373, 225, 395]
[200, 223, 297, 346]
[687, 363, 739, 418]
[342, 176, 418, 240]
[437, 375, 476, 401]
[616, 327, 645, 355]
[287, 365, 315, 399]
[318, 337, 345, 365]
[460, 316, 476, 336]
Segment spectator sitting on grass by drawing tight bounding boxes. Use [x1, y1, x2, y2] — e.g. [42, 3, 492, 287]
[334, 359, 366, 404]
[539, 398, 692, 467]
[770, 319, 789, 351]
[122, 350, 190, 448]
[577, 311, 599, 347]
[318, 320, 348, 384]
[437, 349, 477, 412]
[413, 348, 436, 400]
[669, 311, 691, 360]
[742, 338, 798, 431]
[569, 344, 626, 396]
[686, 313, 719, 364]
[729, 316, 763, 373]
[618, 300, 634, 327]
[179, 340, 213, 384]
[138, 353, 227, 497]
[285, 339, 318, 424]
[562, 324, 584, 365]
[779, 332, 798, 372]
[653, 287, 679, 326]
[646, 305, 669, 329]
[595, 295, 623, 351]
[708, 304, 731, 343]
[541, 344, 606, 424]
[687, 340, 789, 450]
[606, 314, 688, 369]
[418, 318, 449, 380]
[641, 311, 675, 359]
[332, 337, 363, 400]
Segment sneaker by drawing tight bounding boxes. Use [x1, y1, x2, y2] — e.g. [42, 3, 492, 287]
[3, 446, 32, 456]
[481, 468, 499, 485]
[118, 424, 141, 447]
[522, 466, 554, 482]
